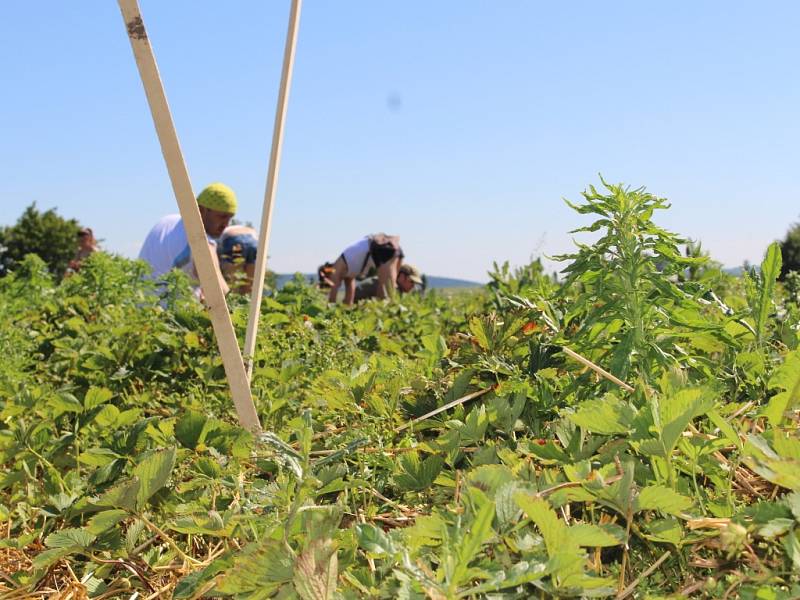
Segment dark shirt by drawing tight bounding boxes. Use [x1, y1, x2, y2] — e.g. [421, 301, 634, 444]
[354, 277, 381, 302]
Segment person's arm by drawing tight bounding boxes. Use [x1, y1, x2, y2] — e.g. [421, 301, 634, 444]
[343, 277, 356, 305]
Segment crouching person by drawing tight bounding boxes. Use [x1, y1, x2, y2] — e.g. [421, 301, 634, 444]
[218, 225, 258, 294]
[326, 233, 404, 305]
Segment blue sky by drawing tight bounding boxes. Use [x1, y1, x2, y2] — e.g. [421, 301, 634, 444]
[2, 1, 800, 281]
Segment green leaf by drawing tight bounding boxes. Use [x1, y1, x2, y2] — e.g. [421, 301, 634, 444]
[567, 395, 636, 435]
[467, 465, 515, 497]
[458, 500, 495, 566]
[514, 493, 567, 555]
[217, 539, 294, 595]
[84, 386, 114, 410]
[92, 477, 140, 511]
[133, 447, 177, 509]
[765, 350, 800, 426]
[469, 317, 491, 351]
[86, 509, 128, 535]
[49, 392, 83, 416]
[642, 517, 684, 545]
[567, 523, 624, 547]
[634, 485, 693, 516]
[45, 528, 96, 549]
[756, 242, 782, 345]
[32, 546, 74, 570]
[173, 555, 233, 599]
[175, 411, 208, 450]
[169, 512, 235, 537]
[758, 518, 795, 539]
[394, 452, 444, 492]
[94, 404, 120, 428]
[356, 523, 397, 556]
[782, 530, 800, 572]
[294, 538, 338, 600]
[708, 410, 743, 451]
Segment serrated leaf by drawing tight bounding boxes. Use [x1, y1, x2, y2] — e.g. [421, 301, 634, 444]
[765, 351, 800, 426]
[92, 477, 140, 511]
[175, 411, 208, 450]
[32, 546, 74, 569]
[217, 539, 294, 595]
[514, 493, 567, 555]
[356, 523, 397, 556]
[469, 317, 491, 351]
[495, 481, 524, 526]
[50, 392, 83, 416]
[758, 518, 795, 539]
[173, 555, 233, 599]
[169, 512, 235, 537]
[642, 517, 684, 544]
[567, 394, 635, 435]
[634, 485, 693, 515]
[45, 528, 96, 549]
[468, 464, 514, 497]
[133, 447, 176, 509]
[94, 404, 119, 428]
[458, 499, 495, 567]
[567, 523, 623, 547]
[294, 538, 338, 600]
[755, 242, 781, 345]
[394, 452, 444, 492]
[84, 386, 114, 409]
[86, 509, 128, 535]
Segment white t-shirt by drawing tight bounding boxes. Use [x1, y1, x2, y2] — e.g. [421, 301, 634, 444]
[341, 237, 372, 278]
[138, 214, 215, 280]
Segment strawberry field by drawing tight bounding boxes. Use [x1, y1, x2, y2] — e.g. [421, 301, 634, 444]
[1, 181, 800, 599]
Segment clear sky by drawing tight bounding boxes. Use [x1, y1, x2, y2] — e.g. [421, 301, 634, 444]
[2, 1, 800, 282]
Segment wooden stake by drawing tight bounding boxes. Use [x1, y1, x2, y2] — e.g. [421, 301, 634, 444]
[561, 346, 635, 393]
[117, 0, 261, 433]
[244, 0, 303, 378]
[395, 387, 493, 433]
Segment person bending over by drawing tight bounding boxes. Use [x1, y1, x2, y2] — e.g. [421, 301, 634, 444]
[138, 182, 236, 297]
[218, 225, 258, 294]
[327, 233, 404, 305]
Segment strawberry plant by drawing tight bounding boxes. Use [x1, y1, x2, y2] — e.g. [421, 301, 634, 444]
[1, 181, 799, 598]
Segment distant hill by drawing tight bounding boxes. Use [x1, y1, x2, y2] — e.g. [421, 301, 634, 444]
[274, 273, 483, 290]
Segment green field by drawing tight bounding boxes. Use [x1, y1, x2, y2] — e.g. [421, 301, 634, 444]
[1, 181, 799, 599]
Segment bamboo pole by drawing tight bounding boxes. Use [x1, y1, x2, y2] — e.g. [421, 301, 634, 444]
[117, 0, 261, 433]
[243, 0, 303, 379]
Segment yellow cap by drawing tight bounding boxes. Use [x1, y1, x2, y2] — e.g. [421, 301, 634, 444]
[197, 183, 237, 214]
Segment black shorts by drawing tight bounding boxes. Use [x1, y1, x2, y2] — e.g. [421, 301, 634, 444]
[369, 240, 404, 267]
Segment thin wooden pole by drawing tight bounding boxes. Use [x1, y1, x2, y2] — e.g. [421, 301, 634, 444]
[243, 0, 303, 379]
[118, 0, 261, 433]
[395, 388, 493, 433]
[561, 346, 635, 393]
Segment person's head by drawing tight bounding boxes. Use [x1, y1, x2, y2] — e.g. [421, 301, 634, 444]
[197, 183, 237, 238]
[77, 227, 95, 249]
[318, 262, 336, 288]
[397, 263, 423, 293]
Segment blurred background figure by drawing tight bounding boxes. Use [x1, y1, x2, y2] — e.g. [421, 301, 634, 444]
[317, 261, 336, 289]
[218, 224, 258, 294]
[65, 227, 98, 276]
[354, 263, 423, 302]
[326, 233, 404, 305]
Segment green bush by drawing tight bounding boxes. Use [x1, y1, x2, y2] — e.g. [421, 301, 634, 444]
[0, 203, 81, 277]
